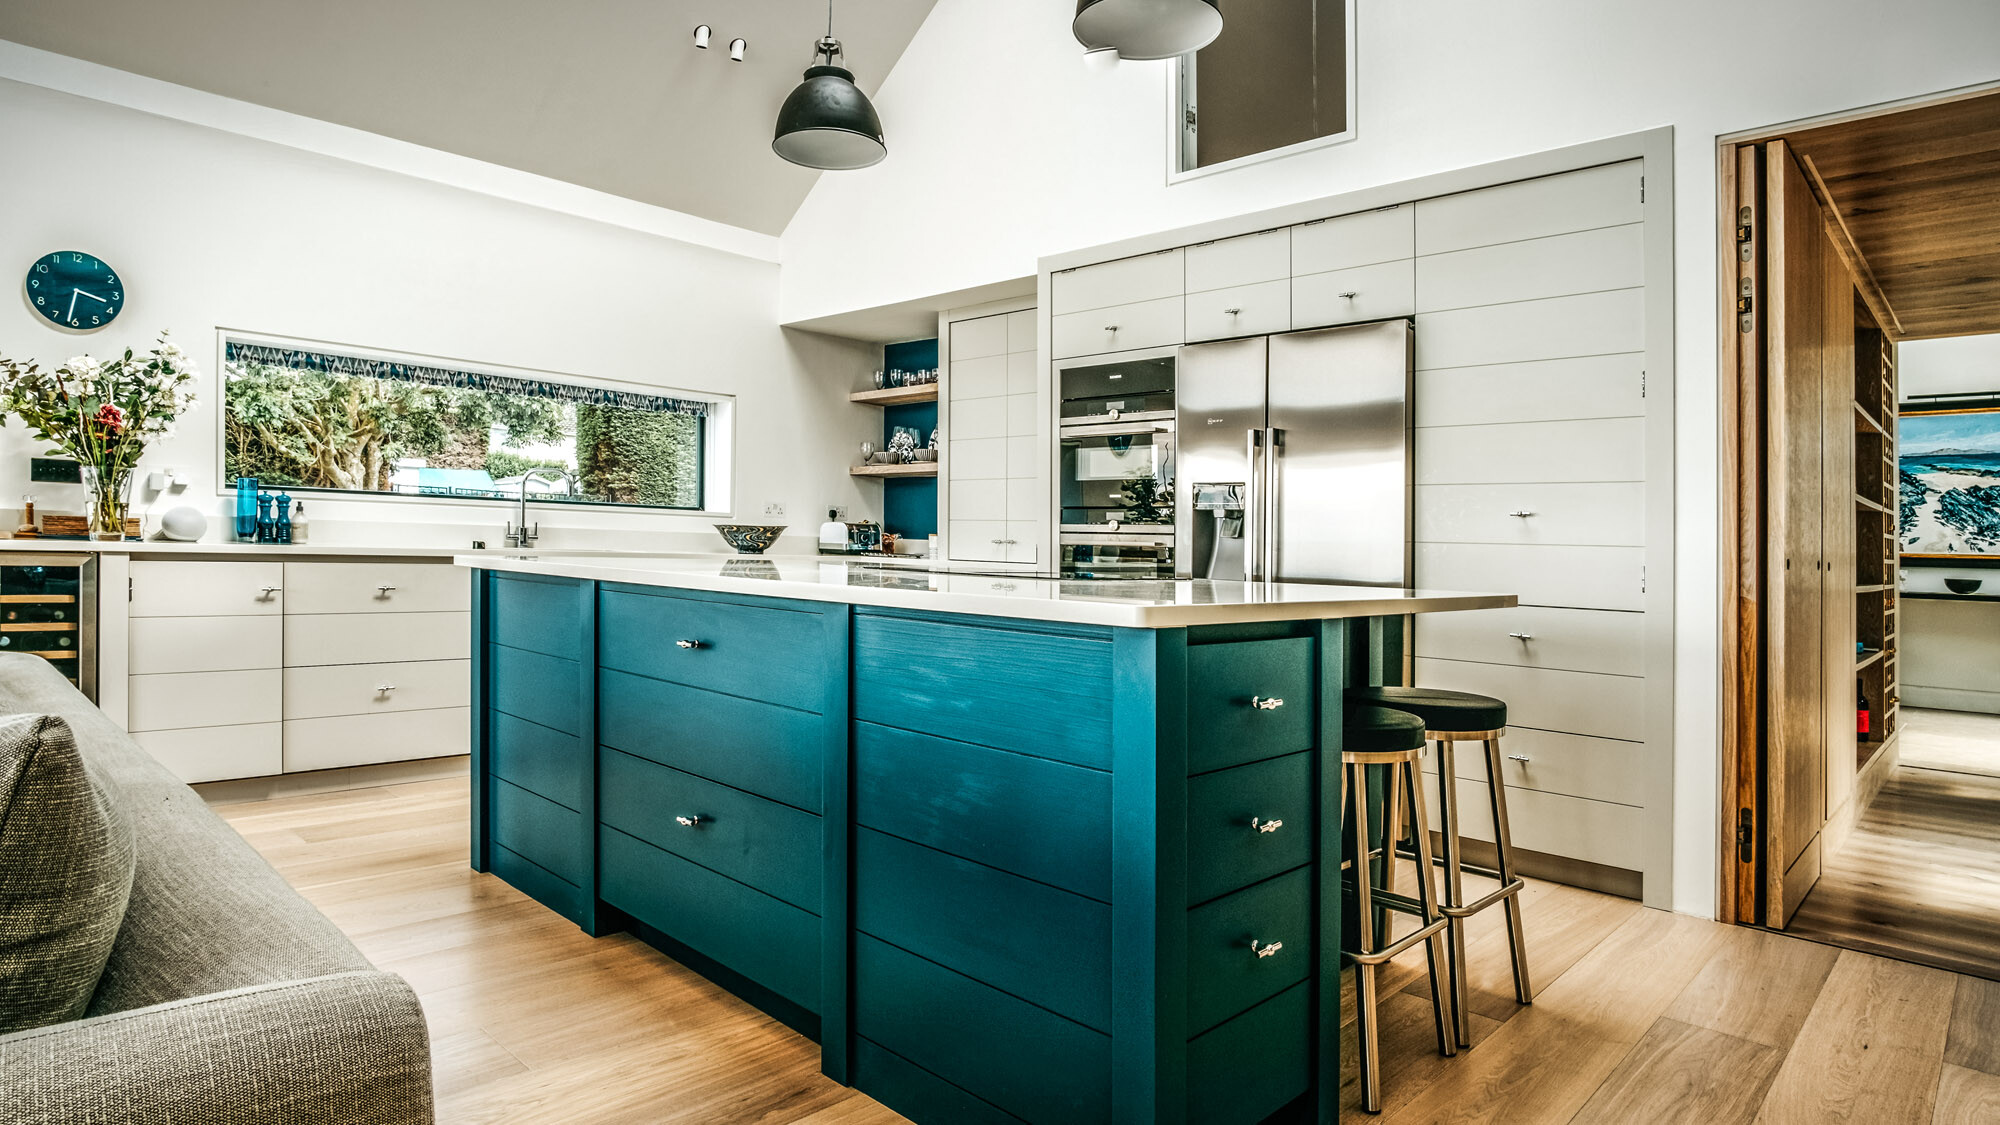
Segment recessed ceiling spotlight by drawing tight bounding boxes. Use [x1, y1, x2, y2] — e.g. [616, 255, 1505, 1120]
[693, 24, 711, 49]
[729, 38, 746, 62]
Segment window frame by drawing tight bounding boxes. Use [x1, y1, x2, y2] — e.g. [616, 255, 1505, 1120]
[1166, 0, 1359, 184]
[212, 329, 734, 517]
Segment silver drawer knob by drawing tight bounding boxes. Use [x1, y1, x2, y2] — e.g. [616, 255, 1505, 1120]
[1250, 939, 1284, 959]
[377, 585, 397, 594]
[259, 586, 281, 596]
[1224, 307, 1243, 316]
[1507, 754, 1531, 764]
[1507, 632, 1534, 640]
[675, 814, 705, 828]
[1338, 291, 1358, 299]
[676, 639, 704, 649]
[1508, 510, 1535, 518]
[1251, 696, 1285, 711]
[1251, 817, 1283, 834]
[376, 684, 397, 694]
[1103, 324, 1120, 332]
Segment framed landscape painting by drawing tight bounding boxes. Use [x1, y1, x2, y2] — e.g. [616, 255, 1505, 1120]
[1899, 404, 2000, 562]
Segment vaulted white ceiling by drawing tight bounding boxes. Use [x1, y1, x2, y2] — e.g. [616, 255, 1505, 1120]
[0, 0, 937, 236]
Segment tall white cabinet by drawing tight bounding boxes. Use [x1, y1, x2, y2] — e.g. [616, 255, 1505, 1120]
[944, 307, 1043, 566]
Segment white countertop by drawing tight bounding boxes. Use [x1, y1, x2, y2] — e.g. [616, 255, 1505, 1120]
[458, 552, 1517, 628]
[0, 538, 695, 560]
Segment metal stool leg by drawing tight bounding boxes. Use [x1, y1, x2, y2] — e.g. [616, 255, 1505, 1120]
[1348, 760, 1383, 1114]
[1483, 737, 1534, 1005]
[1433, 738, 1472, 1048]
[1377, 762, 1404, 947]
[1401, 758, 1456, 1061]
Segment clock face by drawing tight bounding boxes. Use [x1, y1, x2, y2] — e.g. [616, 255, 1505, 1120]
[25, 251, 124, 331]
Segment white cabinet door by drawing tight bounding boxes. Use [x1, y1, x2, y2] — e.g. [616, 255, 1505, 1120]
[1414, 543, 1645, 612]
[130, 561, 283, 617]
[1423, 778, 1647, 871]
[1414, 287, 1643, 371]
[283, 611, 470, 667]
[950, 478, 1007, 523]
[1051, 249, 1184, 314]
[951, 395, 1007, 441]
[282, 659, 471, 720]
[133, 722, 282, 784]
[1186, 229, 1288, 293]
[1415, 482, 1646, 546]
[951, 354, 1007, 400]
[1415, 417, 1646, 485]
[1421, 726, 1650, 808]
[1051, 296, 1184, 359]
[1291, 206, 1413, 275]
[281, 561, 469, 615]
[1415, 354, 1644, 428]
[1417, 223, 1644, 314]
[1186, 280, 1291, 342]
[282, 708, 470, 773]
[1415, 160, 1642, 255]
[1291, 259, 1415, 329]
[1413, 657, 1645, 743]
[130, 616, 282, 675]
[949, 521, 1010, 563]
[950, 313, 1009, 360]
[1412, 606, 1645, 678]
[128, 669, 283, 732]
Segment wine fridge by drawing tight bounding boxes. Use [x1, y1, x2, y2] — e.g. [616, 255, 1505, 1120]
[0, 554, 98, 699]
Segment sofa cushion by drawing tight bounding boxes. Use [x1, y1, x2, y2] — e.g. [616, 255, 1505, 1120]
[0, 712, 136, 1034]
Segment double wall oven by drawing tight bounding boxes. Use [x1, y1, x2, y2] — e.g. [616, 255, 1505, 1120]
[1056, 348, 1177, 578]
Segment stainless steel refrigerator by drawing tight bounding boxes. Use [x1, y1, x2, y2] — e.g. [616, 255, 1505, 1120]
[1174, 320, 1414, 585]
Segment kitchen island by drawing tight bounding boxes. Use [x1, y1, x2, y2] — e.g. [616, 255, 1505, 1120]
[458, 554, 1512, 1125]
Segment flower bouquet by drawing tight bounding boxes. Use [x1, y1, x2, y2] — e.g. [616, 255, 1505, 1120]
[0, 335, 200, 539]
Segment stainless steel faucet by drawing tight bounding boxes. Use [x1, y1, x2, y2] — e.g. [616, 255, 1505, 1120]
[505, 468, 575, 548]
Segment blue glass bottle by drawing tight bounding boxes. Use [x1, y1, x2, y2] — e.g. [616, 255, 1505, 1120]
[235, 478, 259, 540]
[275, 492, 293, 545]
[256, 492, 275, 544]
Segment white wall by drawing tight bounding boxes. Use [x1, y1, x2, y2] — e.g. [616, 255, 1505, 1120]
[1902, 334, 2000, 399]
[0, 77, 880, 551]
[779, 0, 2000, 916]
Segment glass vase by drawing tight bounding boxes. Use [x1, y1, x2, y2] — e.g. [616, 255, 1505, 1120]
[81, 465, 134, 541]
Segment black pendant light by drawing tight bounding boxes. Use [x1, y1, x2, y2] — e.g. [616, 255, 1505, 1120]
[1073, 0, 1224, 60]
[773, 1, 885, 170]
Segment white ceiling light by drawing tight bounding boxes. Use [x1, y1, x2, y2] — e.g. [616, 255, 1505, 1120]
[693, 24, 711, 49]
[730, 38, 747, 62]
[1072, 0, 1223, 60]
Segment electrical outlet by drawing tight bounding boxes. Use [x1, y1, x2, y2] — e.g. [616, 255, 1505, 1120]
[764, 502, 785, 517]
[830, 506, 847, 521]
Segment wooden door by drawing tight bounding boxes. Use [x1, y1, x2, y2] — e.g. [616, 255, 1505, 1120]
[1821, 264, 1858, 840]
[1764, 140, 1829, 926]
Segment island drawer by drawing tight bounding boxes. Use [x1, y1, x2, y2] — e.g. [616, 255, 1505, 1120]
[599, 827, 821, 1013]
[853, 613, 1113, 768]
[490, 779, 584, 886]
[598, 588, 830, 714]
[283, 561, 470, 615]
[487, 573, 586, 661]
[1187, 752, 1313, 905]
[598, 669, 821, 813]
[488, 710, 587, 811]
[598, 748, 822, 914]
[1186, 637, 1315, 774]
[1187, 980, 1311, 1125]
[1186, 867, 1311, 1035]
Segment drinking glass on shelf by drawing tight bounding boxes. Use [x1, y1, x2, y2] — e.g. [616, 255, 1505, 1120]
[873, 370, 887, 389]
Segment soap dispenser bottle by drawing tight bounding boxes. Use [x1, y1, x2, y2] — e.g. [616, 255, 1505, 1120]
[819, 508, 848, 555]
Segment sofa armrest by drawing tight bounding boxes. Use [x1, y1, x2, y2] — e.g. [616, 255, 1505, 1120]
[0, 970, 433, 1125]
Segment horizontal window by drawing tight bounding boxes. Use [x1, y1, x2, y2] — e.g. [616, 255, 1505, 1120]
[221, 337, 712, 511]
[1175, 0, 1353, 177]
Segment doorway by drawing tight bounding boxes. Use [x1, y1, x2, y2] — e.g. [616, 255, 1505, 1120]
[1719, 85, 2000, 978]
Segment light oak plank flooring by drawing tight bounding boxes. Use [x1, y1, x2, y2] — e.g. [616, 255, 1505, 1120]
[1898, 707, 2000, 780]
[214, 777, 2000, 1124]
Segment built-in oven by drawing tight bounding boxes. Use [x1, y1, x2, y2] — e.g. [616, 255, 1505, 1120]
[1056, 348, 1176, 425]
[1058, 417, 1176, 575]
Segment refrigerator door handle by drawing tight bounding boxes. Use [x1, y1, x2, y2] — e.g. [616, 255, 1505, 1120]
[1245, 428, 1264, 582]
[1264, 427, 1282, 582]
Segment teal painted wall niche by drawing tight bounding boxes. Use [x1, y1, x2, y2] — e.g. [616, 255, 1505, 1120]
[879, 338, 939, 541]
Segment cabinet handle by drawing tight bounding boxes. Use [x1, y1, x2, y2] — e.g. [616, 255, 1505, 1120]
[1251, 817, 1283, 834]
[376, 585, 397, 595]
[376, 684, 397, 694]
[1508, 510, 1535, 518]
[1251, 696, 1285, 711]
[1507, 754, 1531, 764]
[676, 639, 704, 650]
[674, 814, 705, 828]
[258, 586, 281, 596]
[1507, 632, 1534, 640]
[1250, 939, 1284, 959]
[1223, 307, 1243, 316]
[1103, 324, 1119, 332]
[1338, 291, 1358, 299]
[993, 582, 1017, 592]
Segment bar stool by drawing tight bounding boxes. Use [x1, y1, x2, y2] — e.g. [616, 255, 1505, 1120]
[1351, 685, 1531, 1050]
[1340, 704, 1455, 1114]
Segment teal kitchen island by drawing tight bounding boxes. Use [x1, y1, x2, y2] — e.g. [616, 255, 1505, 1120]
[458, 554, 1513, 1124]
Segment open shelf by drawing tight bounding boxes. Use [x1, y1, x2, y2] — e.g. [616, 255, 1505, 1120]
[1855, 648, 1885, 672]
[849, 384, 939, 407]
[1854, 494, 1889, 515]
[1854, 400, 1890, 438]
[850, 462, 939, 478]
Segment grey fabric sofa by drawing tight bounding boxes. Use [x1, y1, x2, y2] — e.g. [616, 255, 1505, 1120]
[0, 654, 434, 1124]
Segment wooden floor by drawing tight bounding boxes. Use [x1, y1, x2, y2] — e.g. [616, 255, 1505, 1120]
[1787, 708, 2000, 982]
[215, 775, 2000, 1124]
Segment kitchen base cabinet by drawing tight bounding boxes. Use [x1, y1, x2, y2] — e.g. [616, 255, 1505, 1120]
[468, 569, 1393, 1124]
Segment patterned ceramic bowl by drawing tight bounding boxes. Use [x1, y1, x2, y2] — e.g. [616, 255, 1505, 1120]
[714, 524, 786, 555]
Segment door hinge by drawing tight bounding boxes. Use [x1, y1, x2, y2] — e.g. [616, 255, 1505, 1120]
[1639, 175, 1646, 203]
[1640, 564, 1647, 595]
[1184, 106, 1197, 130]
[1737, 808, 1755, 864]
[1640, 371, 1647, 398]
[127, 576, 133, 602]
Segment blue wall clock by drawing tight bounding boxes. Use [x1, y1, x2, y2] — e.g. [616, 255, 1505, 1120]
[25, 251, 124, 331]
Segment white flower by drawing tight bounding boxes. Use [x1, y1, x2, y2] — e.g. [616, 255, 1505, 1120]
[66, 355, 101, 374]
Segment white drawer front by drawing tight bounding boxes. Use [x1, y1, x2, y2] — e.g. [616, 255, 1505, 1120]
[1414, 656, 1644, 741]
[283, 708, 470, 773]
[1416, 354, 1644, 428]
[1186, 279, 1291, 342]
[950, 394, 1007, 441]
[1423, 778, 1646, 872]
[1005, 309, 1036, 353]
[1416, 288, 1643, 370]
[283, 659, 471, 720]
[1186, 229, 1289, 292]
[282, 562, 469, 616]
[130, 560, 283, 618]
[1412, 606, 1645, 678]
[950, 479, 1007, 522]
[950, 312, 1008, 360]
[134, 723, 282, 784]
[1415, 482, 1646, 546]
[128, 669, 282, 732]
[1291, 259, 1415, 330]
[1415, 543, 1644, 612]
[1051, 249, 1184, 315]
[1004, 523, 1042, 565]
[1415, 418, 1645, 485]
[1415, 161, 1643, 255]
[130, 615, 282, 675]
[283, 611, 470, 667]
[948, 521, 1009, 563]
[1421, 727, 1649, 808]
[1292, 206, 1414, 275]
[1417, 223, 1644, 314]
[1051, 296, 1184, 359]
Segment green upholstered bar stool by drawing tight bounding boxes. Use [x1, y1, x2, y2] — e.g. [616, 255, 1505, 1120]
[1351, 685, 1532, 1051]
[1340, 704, 1455, 1114]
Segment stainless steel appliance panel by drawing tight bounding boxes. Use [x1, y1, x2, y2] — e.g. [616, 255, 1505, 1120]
[1266, 321, 1414, 586]
[1057, 419, 1176, 531]
[1174, 338, 1269, 580]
